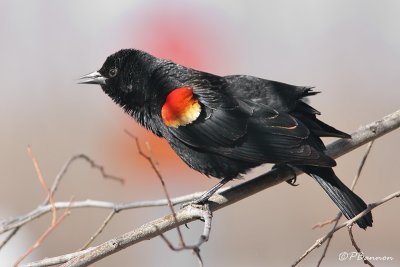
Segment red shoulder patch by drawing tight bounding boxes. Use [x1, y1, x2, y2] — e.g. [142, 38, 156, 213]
[161, 87, 201, 127]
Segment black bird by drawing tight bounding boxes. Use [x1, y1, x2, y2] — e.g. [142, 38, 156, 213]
[79, 49, 373, 229]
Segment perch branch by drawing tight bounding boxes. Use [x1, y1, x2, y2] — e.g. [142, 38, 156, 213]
[6, 110, 398, 238]
[52, 110, 399, 266]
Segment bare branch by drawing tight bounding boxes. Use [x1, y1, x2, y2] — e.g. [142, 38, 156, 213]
[125, 131, 186, 246]
[316, 213, 341, 267]
[0, 193, 203, 234]
[126, 131, 211, 265]
[291, 190, 400, 267]
[26, 190, 399, 267]
[27, 146, 57, 224]
[80, 210, 116, 251]
[157, 204, 211, 267]
[76, 141, 149, 250]
[0, 227, 19, 251]
[158, 204, 212, 251]
[53, 110, 400, 266]
[312, 215, 340, 230]
[5, 108, 399, 239]
[14, 209, 71, 266]
[22, 248, 96, 267]
[14, 147, 73, 266]
[350, 140, 374, 191]
[1, 155, 126, 236]
[45, 154, 124, 207]
[348, 226, 374, 267]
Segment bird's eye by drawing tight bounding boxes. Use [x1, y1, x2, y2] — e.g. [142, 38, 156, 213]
[109, 68, 118, 77]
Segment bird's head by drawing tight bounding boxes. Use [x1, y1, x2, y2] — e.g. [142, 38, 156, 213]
[79, 49, 159, 113]
[79, 49, 171, 134]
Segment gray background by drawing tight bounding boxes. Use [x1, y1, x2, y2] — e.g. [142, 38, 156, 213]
[0, 0, 399, 266]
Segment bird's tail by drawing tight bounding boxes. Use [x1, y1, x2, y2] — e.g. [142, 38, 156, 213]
[299, 166, 373, 229]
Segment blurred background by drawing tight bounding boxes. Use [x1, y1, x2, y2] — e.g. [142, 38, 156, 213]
[0, 0, 399, 266]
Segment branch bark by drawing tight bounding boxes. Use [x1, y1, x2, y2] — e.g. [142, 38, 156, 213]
[29, 109, 400, 266]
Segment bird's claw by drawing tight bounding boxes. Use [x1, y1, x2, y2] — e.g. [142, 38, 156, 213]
[286, 177, 299, 186]
[272, 164, 298, 186]
[180, 198, 207, 210]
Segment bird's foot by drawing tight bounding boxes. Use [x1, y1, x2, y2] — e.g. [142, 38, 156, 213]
[181, 177, 231, 209]
[272, 164, 299, 186]
[181, 195, 209, 210]
[286, 177, 299, 186]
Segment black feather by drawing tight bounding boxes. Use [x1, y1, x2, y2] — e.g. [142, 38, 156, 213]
[84, 49, 372, 228]
[299, 166, 373, 229]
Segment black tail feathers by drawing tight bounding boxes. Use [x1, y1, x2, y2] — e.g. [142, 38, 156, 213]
[299, 166, 373, 229]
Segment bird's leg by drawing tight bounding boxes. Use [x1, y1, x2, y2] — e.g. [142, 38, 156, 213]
[183, 177, 231, 208]
[197, 177, 231, 203]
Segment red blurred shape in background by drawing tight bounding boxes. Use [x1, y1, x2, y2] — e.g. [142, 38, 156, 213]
[104, 2, 234, 182]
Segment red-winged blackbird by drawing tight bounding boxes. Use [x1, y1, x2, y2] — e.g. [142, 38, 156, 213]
[79, 49, 372, 229]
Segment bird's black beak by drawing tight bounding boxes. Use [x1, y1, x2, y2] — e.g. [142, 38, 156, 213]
[78, 71, 107, 85]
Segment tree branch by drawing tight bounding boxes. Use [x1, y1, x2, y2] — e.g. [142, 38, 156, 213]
[14, 147, 72, 266]
[0, 194, 203, 234]
[348, 226, 374, 267]
[291, 189, 400, 267]
[48, 109, 399, 266]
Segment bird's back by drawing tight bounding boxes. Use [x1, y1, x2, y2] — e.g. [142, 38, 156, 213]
[224, 75, 350, 139]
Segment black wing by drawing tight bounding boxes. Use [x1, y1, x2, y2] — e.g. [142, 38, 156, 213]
[166, 78, 335, 167]
[225, 75, 350, 138]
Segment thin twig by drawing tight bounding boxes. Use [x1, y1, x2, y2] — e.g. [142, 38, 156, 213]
[315, 141, 375, 266]
[14, 147, 73, 266]
[312, 215, 340, 230]
[193, 248, 204, 267]
[27, 146, 57, 225]
[77, 154, 125, 184]
[0, 227, 20, 251]
[0, 193, 204, 234]
[80, 210, 116, 250]
[0, 153, 125, 251]
[125, 131, 211, 266]
[316, 212, 341, 267]
[291, 190, 400, 267]
[125, 130, 186, 246]
[350, 141, 374, 191]
[21, 154, 124, 261]
[44, 154, 124, 207]
[14, 209, 71, 266]
[348, 226, 374, 267]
